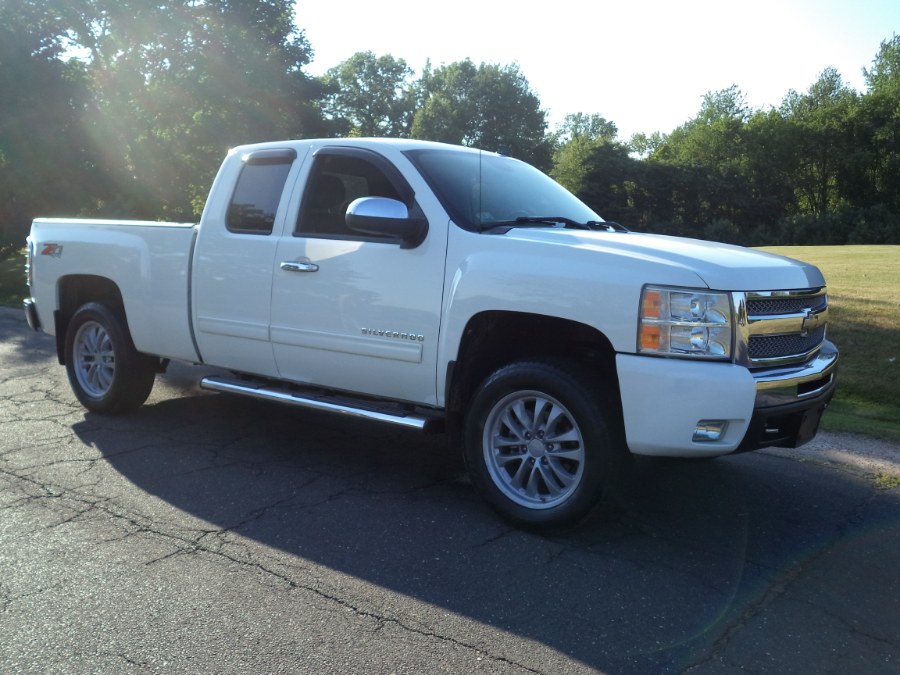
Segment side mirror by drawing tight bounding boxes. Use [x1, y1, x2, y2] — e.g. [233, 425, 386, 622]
[345, 197, 428, 249]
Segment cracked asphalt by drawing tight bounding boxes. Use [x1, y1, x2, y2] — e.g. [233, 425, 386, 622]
[1, 306, 899, 674]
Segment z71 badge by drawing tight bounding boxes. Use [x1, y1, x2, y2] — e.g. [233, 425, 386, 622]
[41, 243, 64, 258]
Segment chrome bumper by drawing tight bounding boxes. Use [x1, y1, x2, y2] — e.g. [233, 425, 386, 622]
[753, 340, 839, 408]
[738, 340, 838, 451]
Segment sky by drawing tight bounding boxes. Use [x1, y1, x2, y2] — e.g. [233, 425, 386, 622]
[294, 0, 899, 140]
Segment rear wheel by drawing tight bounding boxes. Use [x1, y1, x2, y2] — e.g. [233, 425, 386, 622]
[464, 360, 624, 530]
[65, 302, 157, 414]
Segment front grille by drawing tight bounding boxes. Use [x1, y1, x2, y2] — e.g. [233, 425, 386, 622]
[739, 289, 829, 366]
[749, 326, 827, 360]
[747, 294, 827, 316]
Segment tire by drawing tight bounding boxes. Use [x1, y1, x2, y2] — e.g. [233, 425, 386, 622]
[64, 302, 157, 414]
[464, 360, 624, 531]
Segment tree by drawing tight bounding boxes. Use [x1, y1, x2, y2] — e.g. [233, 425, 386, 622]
[779, 67, 859, 216]
[321, 51, 417, 137]
[864, 34, 900, 92]
[550, 113, 618, 194]
[628, 131, 666, 159]
[654, 85, 749, 168]
[741, 108, 804, 234]
[860, 35, 900, 211]
[411, 59, 552, 169]
[647, 86, 755, 237]
[0, 1, 100, 240]
[576, 141, 642, 224]
[552, 112, 618, 146]
[60, 0, 327, 219]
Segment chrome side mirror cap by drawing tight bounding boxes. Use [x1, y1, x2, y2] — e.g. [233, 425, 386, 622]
[345, 197, 428, 249]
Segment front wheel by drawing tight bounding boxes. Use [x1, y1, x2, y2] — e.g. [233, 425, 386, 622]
[64, 302, 157, 414]
[464, 360, 624, 531]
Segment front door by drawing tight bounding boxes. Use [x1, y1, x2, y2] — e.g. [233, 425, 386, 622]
[269, 147, 446, 405]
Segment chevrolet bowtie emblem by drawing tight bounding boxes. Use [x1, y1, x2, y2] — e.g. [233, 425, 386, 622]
[800, 308, 820, 337]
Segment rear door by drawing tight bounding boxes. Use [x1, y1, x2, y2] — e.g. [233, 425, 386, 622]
[192, 147, 306, 376]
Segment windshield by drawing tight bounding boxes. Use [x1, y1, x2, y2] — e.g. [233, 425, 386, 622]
[404, 148, 603, 231]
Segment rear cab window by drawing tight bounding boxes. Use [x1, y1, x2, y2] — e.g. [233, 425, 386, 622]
[226, 148, 297, 235]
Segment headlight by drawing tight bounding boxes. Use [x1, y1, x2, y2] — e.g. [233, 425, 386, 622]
[638, 286, 733, 359]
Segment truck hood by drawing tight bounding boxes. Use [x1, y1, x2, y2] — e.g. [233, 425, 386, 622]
[504, 228, 826, 291]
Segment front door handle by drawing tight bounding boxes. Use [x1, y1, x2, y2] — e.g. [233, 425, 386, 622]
[280, 260, 319, 273]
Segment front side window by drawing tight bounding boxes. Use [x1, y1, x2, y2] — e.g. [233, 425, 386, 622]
[297, 152, 405, 239]
[226, 161, 293, 234]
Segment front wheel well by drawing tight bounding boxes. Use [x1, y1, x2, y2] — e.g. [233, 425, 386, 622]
[446, 311, 622, 434]
[54, 275, 126, 365]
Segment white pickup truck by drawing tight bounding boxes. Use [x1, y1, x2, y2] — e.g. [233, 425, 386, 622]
[24, 138, 838, 529]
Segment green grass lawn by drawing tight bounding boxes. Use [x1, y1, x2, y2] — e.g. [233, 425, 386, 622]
[1, 243, 897, 441]
[761, 245, 900, 442]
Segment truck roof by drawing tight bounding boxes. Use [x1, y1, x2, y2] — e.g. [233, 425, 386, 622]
[229, 137, 491, 158]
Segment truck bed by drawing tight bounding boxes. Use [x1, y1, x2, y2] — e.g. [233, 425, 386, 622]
[28, 218, 200, 363]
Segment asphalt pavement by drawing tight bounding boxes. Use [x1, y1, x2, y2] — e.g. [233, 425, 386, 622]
[1, 306, 899, 674]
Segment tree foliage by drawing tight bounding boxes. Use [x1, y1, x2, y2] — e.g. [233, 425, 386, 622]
[573, 53, 900, 245]
[321, 51, 417, 137]
[75, 0, 327, 219]
[550, 113, 619, 194]
[0, 1, 103, 238]
[1, 8, 898, 248]
[2, 0, 327, 223]
[411, 59, 552, 169]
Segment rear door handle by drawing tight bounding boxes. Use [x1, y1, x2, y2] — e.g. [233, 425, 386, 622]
[280, 260, 319, 273]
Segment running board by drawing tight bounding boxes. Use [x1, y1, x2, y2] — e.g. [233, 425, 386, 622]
[199, 376, 443, 433]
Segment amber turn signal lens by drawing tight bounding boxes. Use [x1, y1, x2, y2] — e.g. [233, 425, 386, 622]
[641, 289, 661, 319]
[640, 325, 661, 351]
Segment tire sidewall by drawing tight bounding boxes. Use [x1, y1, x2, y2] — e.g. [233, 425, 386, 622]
[464, 360, 614, 530]
[64, 302, 153, 414]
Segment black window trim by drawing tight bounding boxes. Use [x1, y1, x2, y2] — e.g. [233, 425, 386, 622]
[242, 147, 298, 166]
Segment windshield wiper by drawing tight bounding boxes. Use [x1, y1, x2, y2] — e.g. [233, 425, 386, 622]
[512, 217, 629, 232]
[479, 216, 629, 232]
[597, 220, 629, 232]
[514, 216, 583, 228]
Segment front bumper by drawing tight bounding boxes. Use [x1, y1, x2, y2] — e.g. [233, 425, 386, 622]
[737, 340, 838, 451]
[616, 341, 838, 457]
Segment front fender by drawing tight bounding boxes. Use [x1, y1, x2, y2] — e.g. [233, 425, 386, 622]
[436, 230, 707, 404]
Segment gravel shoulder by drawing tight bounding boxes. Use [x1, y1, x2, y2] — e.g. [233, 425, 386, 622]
[764, 430, 900, 482]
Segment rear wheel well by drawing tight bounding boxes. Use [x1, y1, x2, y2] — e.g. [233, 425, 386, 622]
[446, 311, 622, 437]
[54, 276, 126, 364]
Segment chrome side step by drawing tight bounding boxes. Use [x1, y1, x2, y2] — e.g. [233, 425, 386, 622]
[199, 376, 443, 433]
